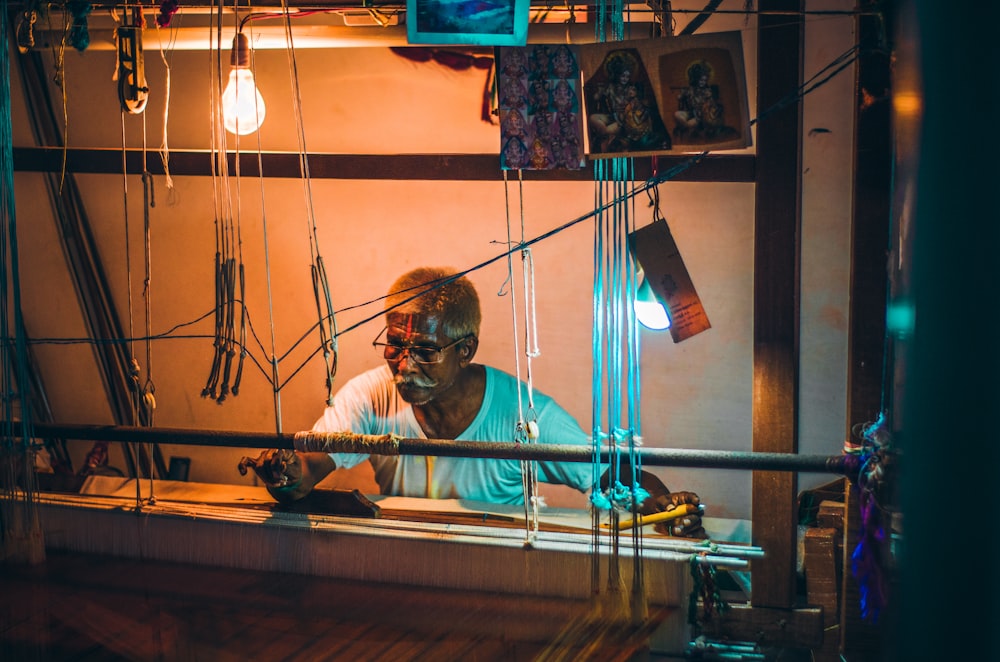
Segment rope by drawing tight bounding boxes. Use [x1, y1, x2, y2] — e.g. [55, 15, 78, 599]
[153, 22, 177, 195]
[294, 431, 401, 455]
[502, 168, 541, 544]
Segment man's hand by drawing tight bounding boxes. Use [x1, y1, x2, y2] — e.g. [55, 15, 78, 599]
[237, 449, 302, 488]
[640, 490, 706, 538]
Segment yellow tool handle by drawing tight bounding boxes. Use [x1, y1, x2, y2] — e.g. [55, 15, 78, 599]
[604, 502, 700, 531]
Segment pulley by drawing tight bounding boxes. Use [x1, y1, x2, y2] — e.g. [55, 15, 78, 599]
[116, 6, 149, 114]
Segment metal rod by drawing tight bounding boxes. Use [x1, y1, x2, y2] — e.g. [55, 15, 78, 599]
[22, 422, 852, 474]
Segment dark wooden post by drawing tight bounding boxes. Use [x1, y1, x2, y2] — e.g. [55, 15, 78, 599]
[751, 0, 804, 610]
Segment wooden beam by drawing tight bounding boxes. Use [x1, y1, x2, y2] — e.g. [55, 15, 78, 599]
[12, 148, 756, 182]
[751, 0, 803, 609]
[847, 0, 892, 445]
[700, 603, 824, 649]
[840, 0, 892, 658]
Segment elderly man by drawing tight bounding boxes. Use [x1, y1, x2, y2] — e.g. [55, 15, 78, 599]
[243, 266, 703, 536]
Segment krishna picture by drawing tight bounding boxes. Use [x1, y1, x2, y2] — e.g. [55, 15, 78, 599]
[583, 48, 672, 158]
[578, 32, 751, 156]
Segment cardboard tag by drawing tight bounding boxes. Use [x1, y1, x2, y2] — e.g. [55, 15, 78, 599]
[628, 219, 711, 343]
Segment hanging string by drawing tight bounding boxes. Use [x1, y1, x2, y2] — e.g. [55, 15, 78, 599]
[215, 30, 243, 407]
[585, 0, 652, 627]
[688, 553, 729, 634]
[237, 30, 284, 434]
[201, 2, 224, 398]
[1, 0, 44, 563]
[119, 93, 143, 488]
[221, 20, 249, 404]
[43, 8, 70, 193]
[140, 110, 159, 499]
[274, 0, 339, 407]
[500, 169, 538, 545]
[624, 157, 648, 621]
[515, 170, 540, 542]
[114, 64, 152, 485]
[201, 0, 241, 405]
[153, 20, 177, 196]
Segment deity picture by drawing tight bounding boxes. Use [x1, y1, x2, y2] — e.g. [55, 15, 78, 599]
[583, 48, 672, 158]
[660, 46, 747, 149]
[577, 32, 751, 156]
[497, 45, 585, 171]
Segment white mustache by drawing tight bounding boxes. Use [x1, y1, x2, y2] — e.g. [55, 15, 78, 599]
[394, 374, 436, 389]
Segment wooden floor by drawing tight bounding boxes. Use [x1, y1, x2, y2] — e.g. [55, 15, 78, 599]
[1, 551, 681, 662]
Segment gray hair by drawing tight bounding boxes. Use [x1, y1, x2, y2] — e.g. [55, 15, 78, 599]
[385, 267, 481, 339]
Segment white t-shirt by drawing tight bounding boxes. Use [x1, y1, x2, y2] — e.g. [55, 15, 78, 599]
[307, 365, 594, 504]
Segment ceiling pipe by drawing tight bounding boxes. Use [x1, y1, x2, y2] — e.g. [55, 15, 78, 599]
[31, 22, 629, 51]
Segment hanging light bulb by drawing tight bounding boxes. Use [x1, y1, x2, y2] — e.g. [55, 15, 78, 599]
[634, 270, 671, 331]
[222, 32, 265, 135]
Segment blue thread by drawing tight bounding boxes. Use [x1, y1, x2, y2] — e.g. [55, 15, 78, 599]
[68, 0, 92, 51]
[590, 491, 612, 511]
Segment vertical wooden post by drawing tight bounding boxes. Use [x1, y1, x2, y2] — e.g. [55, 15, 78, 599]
[841, 0, 892, 658]
[751, 0, 804, 610]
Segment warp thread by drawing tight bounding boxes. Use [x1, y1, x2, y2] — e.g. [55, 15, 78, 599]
[294, 431, 401, 455]
[687, 553, 728, 631]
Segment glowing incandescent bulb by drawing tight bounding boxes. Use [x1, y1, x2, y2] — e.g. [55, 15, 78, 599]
[222, 32, 265, 135]
[634, 271, 671, 331]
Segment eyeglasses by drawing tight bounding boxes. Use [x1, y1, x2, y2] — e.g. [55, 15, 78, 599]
[372, 327, 471, 365]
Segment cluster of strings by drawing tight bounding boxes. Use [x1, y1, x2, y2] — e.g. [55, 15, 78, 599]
[537, 4, 654, 659]
[198, 0, 339, 434]
[1, 1, 44, 564]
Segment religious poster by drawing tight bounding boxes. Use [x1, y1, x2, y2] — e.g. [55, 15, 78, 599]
[578, 31, 751, 158]
[496, 45, 586, 171]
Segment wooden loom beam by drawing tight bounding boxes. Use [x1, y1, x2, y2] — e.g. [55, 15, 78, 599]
[11, 147, 756, 182]
[22, 421, 855, 474]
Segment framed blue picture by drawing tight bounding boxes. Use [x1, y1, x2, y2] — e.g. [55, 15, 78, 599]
[406, 0, 530, 46]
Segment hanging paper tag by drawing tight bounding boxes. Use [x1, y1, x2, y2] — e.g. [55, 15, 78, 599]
[629, 218, 711, 343]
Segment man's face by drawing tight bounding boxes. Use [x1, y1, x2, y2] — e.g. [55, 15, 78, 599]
[384, 312, 464, 406]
